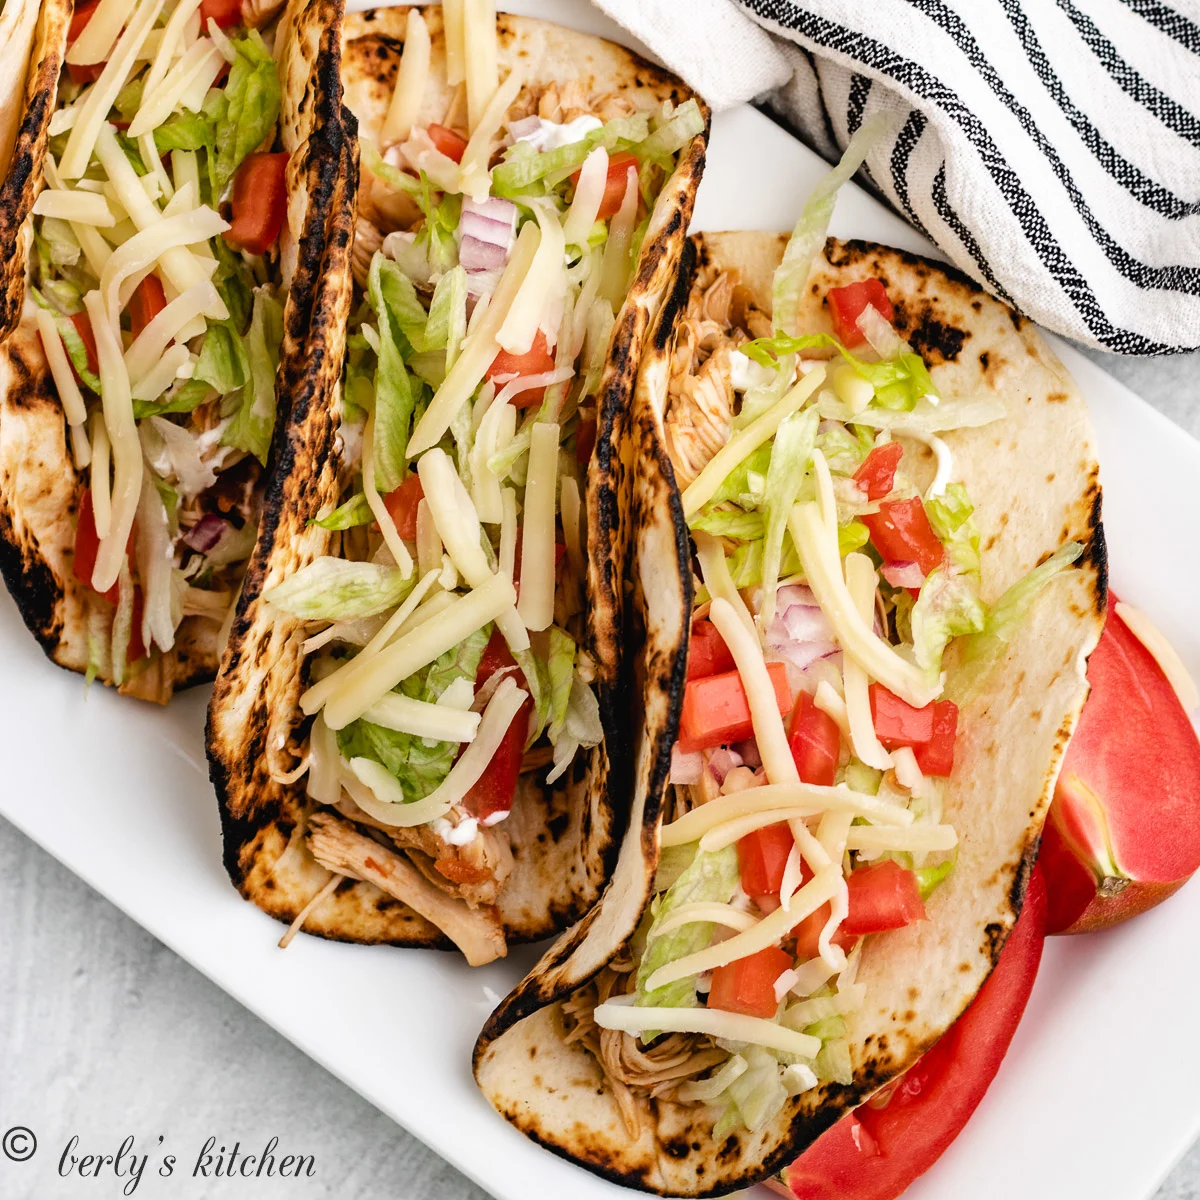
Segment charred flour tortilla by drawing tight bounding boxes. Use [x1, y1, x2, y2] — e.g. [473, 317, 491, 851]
[206, 9, 708, 958]
[473, 232, 1106, 1193]
[0, 0, 354, 702]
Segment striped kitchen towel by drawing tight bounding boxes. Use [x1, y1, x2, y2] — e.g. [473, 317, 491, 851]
[591, 0, 1200, 354]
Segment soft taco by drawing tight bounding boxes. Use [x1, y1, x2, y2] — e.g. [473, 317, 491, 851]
[206, 5, 709, 965]
[0, 0, 354, 702]
[473, 191, 1106, 1186]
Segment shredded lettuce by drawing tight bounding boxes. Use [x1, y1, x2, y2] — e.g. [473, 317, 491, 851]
[546, 673, 604, 784]
[717, 1046, 789, 1136]
[654, 843, 698, 893]
[423, 265, 467, 363]
[634, 846, 739, 1015]
[153, 111, 213, 157]
[960, 541, 1084, 670]
[909, 566, 986, 675]
[925, 483, 980, 575]
[55, 311, 102, 393]
[335, 626, 490, 801]
[688, 508, 765, 541]
[132, 378, 213, 419]
[916, 855, 955, 900]
[312, 492, 373, 530]
[263, 558, 415, 620]
[213, 238, 255, 333]
[771, 112, 896, 337]
[839, 519, 871, 556]
[842, 759, 882, 795]
[706, 443, 773, 511]
[368, 255, 424, 491]
[203, 31, 282, 196]
[634, 98, 705, 166]
[545, 627, 577, 744]
[196, 321, 250, 395]
[760, 408, 818, 615]
[222, 287, 282, 464]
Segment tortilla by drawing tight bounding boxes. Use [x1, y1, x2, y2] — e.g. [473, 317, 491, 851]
[206, 8, 709, 951]
[472, 232, 1107, 1193]
[0, 0, 353, 702]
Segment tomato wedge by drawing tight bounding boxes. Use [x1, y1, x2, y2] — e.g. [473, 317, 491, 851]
[383, 473, 424, 541]
[570, 150, 639, 221]
[782, 867, 1047, 1200]
[789, 691, 840, 786]
[223, 152, 289, 255]
[462, 630, 526, 822]
[427, 123, 468, 164]
[853, 442, 903, 501]
[199, 0, 243, 29]
[868, 684, 934, 750]
[677, 662, 791, 754]
[708, 945, 793, 1019]
[826, 279, 894, 348]
[792, 862, 925, 959]
[128, 275, 167, 341]
[861, 499, 944, 578]
[738, 823, 797, 898]
[486, 330, 557, 407]
[687, 618, 736, 681]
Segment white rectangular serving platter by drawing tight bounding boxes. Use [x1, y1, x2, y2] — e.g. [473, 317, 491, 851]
[3, 2, 1199, 1198]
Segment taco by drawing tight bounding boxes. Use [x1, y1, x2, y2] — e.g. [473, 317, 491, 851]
[206, 5, 709, 965]
[0, 0, 354, 702]
[473, 210, 1106, 1184]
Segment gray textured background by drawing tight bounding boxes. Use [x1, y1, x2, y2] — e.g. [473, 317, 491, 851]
[2, 347, 1198, 1200]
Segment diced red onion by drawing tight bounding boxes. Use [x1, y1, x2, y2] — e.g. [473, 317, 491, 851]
[881, 561, 926, 588]
[182, 514, 229, 553]
[765, 587, 838, 671]
[462, 195, 516, 235]
[465, 267, 504, 300]
[460, 209, 514, 246]
[459, 234, 509, 272]
[708, 747, 743, 785]
[733, 739, 762, 769]
[670, 745, 703, 785]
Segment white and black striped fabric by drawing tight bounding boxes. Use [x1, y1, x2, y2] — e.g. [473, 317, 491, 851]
[592, 0, 1200, 354]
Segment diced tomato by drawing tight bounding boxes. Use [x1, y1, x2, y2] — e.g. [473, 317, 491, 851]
[792, 862, 925, 960]
[677, 662, 791, 754]
[575, 415, 597, 465]
[707, 945, 793, 1020]
[427, 123, 468, 164]
[783, 868, 1047, 1200]
[222, 152, 289, 255]
[475, 627, 516, 691]
[913, 700, 958, 777]
[853, 441, 903, 501]
[68, 0, 100, 42]
[868, 684, 934, 751]
[737, 823, 796, 898]
[486, 330, 557, 407]
[127, 275, 167, 341]
[199, 0, 243, 29]
[861, 498, 945, 578]
[789, 691, 840, 786]
[826, 279, 894, 348]
[841, 861, 926, 935]
[74, 489, 118, 603]
[687, 618, 736, 681]
[462, 696, 530, 822]
[67, 61, 106, 84]
[70, 311, 99, 380]
[382, 473, 424, 541]
[570, 150, 639, 221]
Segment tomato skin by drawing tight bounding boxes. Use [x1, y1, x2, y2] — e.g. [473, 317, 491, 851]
[862, 499, 944, 578]
[869, 683, 934, 750]
[222, 152, 289, 255]
[571, 150, 639, 221]
[199, 0, 243, 29]
[68, 0, 100, 41]
[575, 415, 597, 465]
[128, 275, 167, 341]
[738, 823, 796, 897]
[783, 868, 1047, 1200]
[677, 662, 791, 754]
[913, 700, 958, 777]
[427, 123, 468, 164]
[789, 691, 840, 786]
[74, 489, 118, 603]
[853, 442, 903, 501]
[476, 627, 516, 687]
[462, 697, 530, 821]
[708, 945, 793, 1019]
[687, 618, 736, 681]
[792, 863, 925, 959]
[70, 311, 100, 380]
[826, 279, 894, 348]
[383, 474, 424, 541]
[486, 330, 557, 407]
